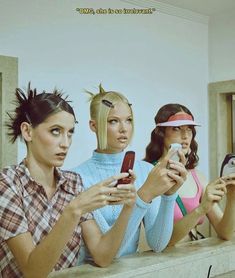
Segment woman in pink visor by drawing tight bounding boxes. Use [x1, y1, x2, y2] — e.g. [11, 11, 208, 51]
[144, 103, 235, 245]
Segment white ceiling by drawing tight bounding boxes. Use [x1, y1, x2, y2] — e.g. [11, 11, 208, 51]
[153, 0, 235, 16]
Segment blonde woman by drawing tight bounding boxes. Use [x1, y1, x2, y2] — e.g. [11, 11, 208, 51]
[72, 85, 187, 262]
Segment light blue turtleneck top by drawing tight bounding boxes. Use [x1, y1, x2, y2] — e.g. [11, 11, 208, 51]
[72, 151, 177, 261]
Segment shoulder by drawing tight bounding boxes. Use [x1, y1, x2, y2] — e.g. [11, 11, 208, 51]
[0, 164, 23, 197]
[134, 160, 154, 172]
[59, 169, 86, 193]
[0, 164, 21, 185]
[60, 169, 82, 181]
[68, 159, 95, 190]
[71, 158, 93, 175]
[59, 168, 82, 185]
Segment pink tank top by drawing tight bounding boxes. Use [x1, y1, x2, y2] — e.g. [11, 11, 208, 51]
[174, 169, 205, 225]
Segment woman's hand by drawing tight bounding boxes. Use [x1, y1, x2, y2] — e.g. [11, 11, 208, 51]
[67, 172, 136, 216]
[164, 148, 187, 195]
[112, 169, 136, 208]
[221, 173, 235, 198]
[199, 178, 227, 214]
[138, 150, 187, 202]
[164, 159, 187, 195]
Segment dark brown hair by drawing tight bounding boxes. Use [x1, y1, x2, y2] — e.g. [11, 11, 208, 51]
[144, 103, 199, 169]
[7, 83, 76, 143]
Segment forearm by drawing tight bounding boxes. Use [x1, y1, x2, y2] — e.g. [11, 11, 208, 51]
[168, 206, 205, 246]
[146, 194, 177, 252]
[214, 196, 235, 240]
[94, 205, 134, 267]
[116, 195, 149, 257]
[23, 210, 80, 278]
[93, 210, 111, 233]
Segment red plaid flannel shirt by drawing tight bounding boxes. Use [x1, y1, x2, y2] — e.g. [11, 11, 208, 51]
[0, 162, 93, 277]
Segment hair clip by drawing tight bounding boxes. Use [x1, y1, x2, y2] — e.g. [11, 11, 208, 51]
[102, 99, 114, 108]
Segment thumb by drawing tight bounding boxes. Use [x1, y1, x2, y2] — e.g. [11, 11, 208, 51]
[98, 173, 129, 188]
[160, 148, 175, 168]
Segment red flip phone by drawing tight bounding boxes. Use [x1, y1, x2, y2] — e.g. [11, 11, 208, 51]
[117, 151, 135, 185]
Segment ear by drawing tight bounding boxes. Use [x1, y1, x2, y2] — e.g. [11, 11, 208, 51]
[20, 122, 33, 142]
[89, 120, 97, 133]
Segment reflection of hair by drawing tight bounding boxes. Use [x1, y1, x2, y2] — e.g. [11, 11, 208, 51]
[7, 83, 76, 143]
[87, 84, 133, 150]
[144, 103, 199, 169]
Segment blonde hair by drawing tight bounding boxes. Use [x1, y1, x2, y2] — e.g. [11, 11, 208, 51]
[86, 84, 134, 150]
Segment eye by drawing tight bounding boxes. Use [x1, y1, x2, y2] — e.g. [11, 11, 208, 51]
[187, 129, 193, 135]
[173, 127, 180, 131]
[51, 128, 61, 136]
[68, 128, 75, 138]
[108, 119, 118, 124]
[126, 117, 133, 123]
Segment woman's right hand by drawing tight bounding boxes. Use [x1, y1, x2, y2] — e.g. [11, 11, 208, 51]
[199, 178, 227, 214]
[66, 173, 136, 216]
[138, 149, 187, 202]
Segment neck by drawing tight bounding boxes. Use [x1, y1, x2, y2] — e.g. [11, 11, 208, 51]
[25, 156, 55, 188]
[96, 148, 124, 154]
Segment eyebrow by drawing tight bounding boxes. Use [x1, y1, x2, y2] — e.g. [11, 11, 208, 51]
[49, 124, 75, 131]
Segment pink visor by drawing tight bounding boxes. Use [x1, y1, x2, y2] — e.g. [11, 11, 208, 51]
[156, 113, 201, 127]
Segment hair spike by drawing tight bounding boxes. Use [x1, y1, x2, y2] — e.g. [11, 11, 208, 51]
[6, 82, 76, 143]
[99, 83, 106, 94]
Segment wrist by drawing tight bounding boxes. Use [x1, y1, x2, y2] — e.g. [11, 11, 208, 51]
[195, 205, 207, 217]
[123, 203, 135, 211]
[64, 202, 82, 221]
[137, 186, 152, 203]
[162, 192, 177, 201]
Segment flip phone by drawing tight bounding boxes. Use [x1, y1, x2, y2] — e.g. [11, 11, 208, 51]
[220, 153, 235, 177]
[117, 151, 135, 185]
[169, 143, 182, 162]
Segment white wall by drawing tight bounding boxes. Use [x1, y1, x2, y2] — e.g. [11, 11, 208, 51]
[209, 9, 235, 82]
[0, 0, 209, 175]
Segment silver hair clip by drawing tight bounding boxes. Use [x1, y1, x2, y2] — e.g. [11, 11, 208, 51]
[102, 99, 114, 108]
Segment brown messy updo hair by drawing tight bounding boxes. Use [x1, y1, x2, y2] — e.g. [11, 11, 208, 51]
[144, 103, 199, 169]
[7, 83, 76, 143]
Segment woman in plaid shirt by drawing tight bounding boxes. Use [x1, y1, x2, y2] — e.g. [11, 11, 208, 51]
[0, 84, 136, 278]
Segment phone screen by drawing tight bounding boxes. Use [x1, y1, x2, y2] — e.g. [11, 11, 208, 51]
[220, 153, 235, 177]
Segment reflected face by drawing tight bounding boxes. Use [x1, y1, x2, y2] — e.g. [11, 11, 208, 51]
[29, 111, 75, 168]
[163, 125, 193, 156]
[105, 101, 133, 153]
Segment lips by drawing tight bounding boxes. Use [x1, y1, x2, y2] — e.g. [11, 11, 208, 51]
[181, 142, 189, 148]
[56, 153, 67, 159]
[118, 137, 128, 143]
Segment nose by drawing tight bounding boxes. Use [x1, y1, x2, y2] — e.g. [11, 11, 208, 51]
[60, 134, 71, 148]
[119, 122, 128, 133]
[180, 128, 192, 139]
[181, 129, 188, 138]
